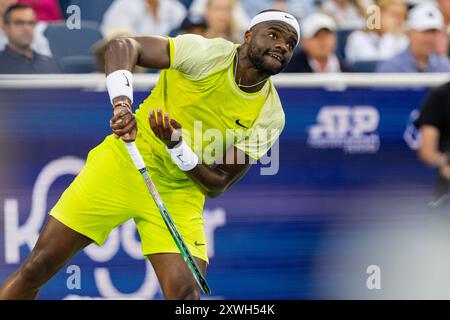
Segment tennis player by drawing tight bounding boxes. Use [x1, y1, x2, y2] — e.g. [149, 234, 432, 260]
[0, 9, 299, 300]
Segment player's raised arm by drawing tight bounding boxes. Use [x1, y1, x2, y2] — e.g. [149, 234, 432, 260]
[104, 36, 170, 74]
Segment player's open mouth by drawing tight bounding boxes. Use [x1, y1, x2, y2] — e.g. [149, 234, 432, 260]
[267, 52, 284, 64]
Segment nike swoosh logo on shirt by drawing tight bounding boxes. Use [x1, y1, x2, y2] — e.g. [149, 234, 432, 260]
[235, 119, 248, 129]
[195, 241, 206, 246]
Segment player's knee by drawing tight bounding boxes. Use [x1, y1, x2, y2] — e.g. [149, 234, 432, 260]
[182, 286, 201, 300]
[19, 250, 54, 287]
[167, 283, 200, 300]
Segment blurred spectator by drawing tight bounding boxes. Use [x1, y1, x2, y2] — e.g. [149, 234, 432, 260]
[0, 0, 17, 48]
[376, 3, 450, 72]
[345, 0, 408, 63]
[178, 13, 207, 35]
[436, 0, 450, 56]
[415, 81, 450, 206]
[190, 0, 248, 42]
[285, 13, 352, 73]
[0, 0, 51, 56]
[0, 3, 60, 73]
[201, 0, 242, 42]
[240, 0, 315, 19]
[101, 0, 186, 38]
[17, 0, 62, 22]
[320, 0, 370, 30]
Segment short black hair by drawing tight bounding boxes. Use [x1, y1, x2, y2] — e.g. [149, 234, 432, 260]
[3, 3, 33, 24]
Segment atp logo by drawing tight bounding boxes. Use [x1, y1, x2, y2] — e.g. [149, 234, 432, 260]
[307, 106, 380, 154]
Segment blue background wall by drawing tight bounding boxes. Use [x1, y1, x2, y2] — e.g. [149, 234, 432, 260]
[0, 86, 438, 299]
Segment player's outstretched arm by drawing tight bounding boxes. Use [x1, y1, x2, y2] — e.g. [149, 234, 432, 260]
[106, 36, 170, 142]
[104, 36, 170, 74]
[186, 146, 254, 198]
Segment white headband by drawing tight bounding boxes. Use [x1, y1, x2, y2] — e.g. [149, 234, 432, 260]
[248, 11, 300, 45]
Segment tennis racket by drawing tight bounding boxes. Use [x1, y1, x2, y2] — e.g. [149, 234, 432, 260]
[124, 141, 211, 295]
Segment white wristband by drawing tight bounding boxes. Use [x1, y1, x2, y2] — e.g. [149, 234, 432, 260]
[106, 70, 133, 105]
[166, 140, 199, 171]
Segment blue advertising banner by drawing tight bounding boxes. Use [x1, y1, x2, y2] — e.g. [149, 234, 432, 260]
[0, 84, 440, 299]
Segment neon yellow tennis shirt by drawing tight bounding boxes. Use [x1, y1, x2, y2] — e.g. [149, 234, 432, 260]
[133, 34, 285, 188]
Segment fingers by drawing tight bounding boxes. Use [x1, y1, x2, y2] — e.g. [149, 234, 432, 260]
[157, 108, 164, 129]
[149, 109, 157, 136]
[112, 117, 137, 136]
[149, 107, 167, 135]
[148, 108, 183, 147]
[164, 112, 170, 130]
[111, 106, 131, 126]
[170, 118, 182, 130]
[121, 126, 137, 142]
[110, 105, 136, 141]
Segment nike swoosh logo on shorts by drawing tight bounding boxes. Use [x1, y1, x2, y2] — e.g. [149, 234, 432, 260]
[195, 241, 206, 246]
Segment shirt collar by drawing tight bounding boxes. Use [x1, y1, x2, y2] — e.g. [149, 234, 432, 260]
[4, 45, 35, 60]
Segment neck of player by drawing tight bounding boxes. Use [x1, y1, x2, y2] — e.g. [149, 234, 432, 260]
[234, 46, 269, 93]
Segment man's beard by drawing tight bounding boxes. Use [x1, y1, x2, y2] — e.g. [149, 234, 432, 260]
[248, 43, 284, 76]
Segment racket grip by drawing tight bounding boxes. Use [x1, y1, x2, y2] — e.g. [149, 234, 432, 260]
[124, 142, 146, 170]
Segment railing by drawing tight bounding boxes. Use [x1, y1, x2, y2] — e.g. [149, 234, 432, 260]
[0, 73, 449, 89]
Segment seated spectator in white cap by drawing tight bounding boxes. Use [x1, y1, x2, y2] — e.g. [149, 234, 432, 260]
[345, 0, 409, 63]
[376, 3, 450, 72]
[101, 0, 186, 38]
[285, 13, 352, 73]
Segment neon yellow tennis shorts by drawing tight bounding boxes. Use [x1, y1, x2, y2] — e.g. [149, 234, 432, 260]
[49, 134, 208, 263]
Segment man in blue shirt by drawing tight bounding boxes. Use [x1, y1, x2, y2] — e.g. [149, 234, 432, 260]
[377, 3, 450, 73]
[0, 3, 59, 74]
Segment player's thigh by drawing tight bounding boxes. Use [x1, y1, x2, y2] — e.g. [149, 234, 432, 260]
[23, 216, 92, 274]
[50, 135, 145, 245]
[134, 185, 209, 263]
[147, 253, 207, 299]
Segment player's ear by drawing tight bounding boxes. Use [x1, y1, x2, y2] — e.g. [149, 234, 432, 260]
[244, 30, 252, 44]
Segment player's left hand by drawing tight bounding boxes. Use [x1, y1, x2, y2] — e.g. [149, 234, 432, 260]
[149, 107, 182, 148]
